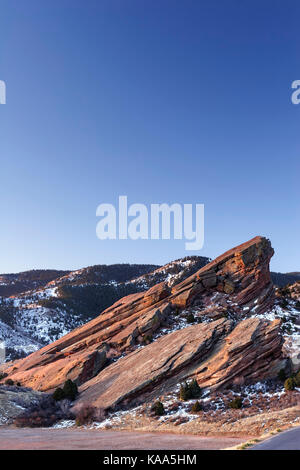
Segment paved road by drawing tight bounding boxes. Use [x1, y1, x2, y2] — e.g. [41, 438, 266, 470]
[0, 428, 248, 450]
[252, 427, 300, 450]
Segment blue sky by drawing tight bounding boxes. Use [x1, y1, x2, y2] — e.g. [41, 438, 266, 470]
[0, 0, 299, 273]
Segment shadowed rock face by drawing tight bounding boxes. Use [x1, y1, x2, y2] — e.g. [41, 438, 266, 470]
[2, 236, 282, 407]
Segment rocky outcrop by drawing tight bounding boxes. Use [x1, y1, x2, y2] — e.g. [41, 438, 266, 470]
[195, 318, 283, 389]
[282, 336, 300, 373]
[78, 317, 283, 410]
[2, 236, 281, 403]
[78, 319, 231, 410]
[0, 385, 45, 425]
[170, 236, 275, 315]
[282, 281, 300, 301]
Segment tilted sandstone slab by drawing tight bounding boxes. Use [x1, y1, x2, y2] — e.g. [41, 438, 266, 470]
[2, 236, 278, 392]
[77, 319, 231, 410]
[195, 317, 283, 389]
[3, 344, 109, 392]
[77, 318, 283, 410]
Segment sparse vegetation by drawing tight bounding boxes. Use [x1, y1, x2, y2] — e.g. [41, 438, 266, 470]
[238, 442, 253, 450]
[52, 387, 66, 401]
[293, 371, 300, 387]
[284, 377, 295, 391]
[5, 379, 14, 386]
[179, 379, 202, 401]
[179, 382, 191, 401]
[73, 403, 105, 426]
[143, 334, 153, 344]
[189, 379, 202, 397]
[228, 397, 243, 409]
[186, 313, 195, 324]
[52, 379, 78, 401]
[191, 400, 202, 412]
[63, 379, 78, 401]
[14, 396, 73, 428]
[151, 400, 165, 416]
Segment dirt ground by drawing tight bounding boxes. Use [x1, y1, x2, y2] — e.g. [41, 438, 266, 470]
[0, 427, 248, 450]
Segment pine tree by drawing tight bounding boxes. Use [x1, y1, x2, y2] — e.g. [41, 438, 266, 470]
[179, 382, 192, 401]
[189, 379, 201, 398]
[191, 400, 202, 412]
[52, 387, 65, 401]
[151, 401, 164, 416]
[62, 379, 78, 401]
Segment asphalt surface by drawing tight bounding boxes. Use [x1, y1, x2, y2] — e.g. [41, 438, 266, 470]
[0, 427, 248, 450]
[252, 427, 300, 450]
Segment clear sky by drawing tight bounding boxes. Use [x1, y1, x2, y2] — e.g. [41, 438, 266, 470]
[0, 0, 299, 273]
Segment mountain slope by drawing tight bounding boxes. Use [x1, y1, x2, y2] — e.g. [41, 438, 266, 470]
[271, 272, 300, 287]
[0, 270, 69, 297]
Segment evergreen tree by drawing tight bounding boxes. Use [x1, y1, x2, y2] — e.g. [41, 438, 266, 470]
[63, 379, 78, 401]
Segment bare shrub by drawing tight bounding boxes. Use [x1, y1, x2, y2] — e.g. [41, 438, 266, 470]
[14, 396, 73, 428]
[72, 403, 106, 426]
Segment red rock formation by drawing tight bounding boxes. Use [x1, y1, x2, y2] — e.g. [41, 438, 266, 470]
[77, 317, 283, 410]
[171, 235, 274, 315]
[195, 318, 283, 389]
[78, 319, 231, 410]
[2, 236, 281, 404]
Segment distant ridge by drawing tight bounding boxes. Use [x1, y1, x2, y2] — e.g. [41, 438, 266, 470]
[270, 272, 300, 287]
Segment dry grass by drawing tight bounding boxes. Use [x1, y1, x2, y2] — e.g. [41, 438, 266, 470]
[100, 404, 300, 438]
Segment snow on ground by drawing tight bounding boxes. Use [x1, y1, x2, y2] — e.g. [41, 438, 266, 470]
[126, 258, 204, 289]
[152, 316, 190, 341]
[52, 420, 75, 429]
[253, 299, 300, 338]
[0, 285, 84, 357]
[77, 379, 295, 431]
[34, 287, 59, 299]
[14, 305, 74, 344]
[0, 319, 40, 357]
